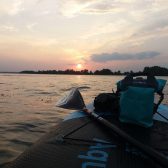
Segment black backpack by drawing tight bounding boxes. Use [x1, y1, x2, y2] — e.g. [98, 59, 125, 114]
[94, 92, 119, 115]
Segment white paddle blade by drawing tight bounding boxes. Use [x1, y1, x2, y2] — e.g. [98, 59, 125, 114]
[56, 88, 86, 110]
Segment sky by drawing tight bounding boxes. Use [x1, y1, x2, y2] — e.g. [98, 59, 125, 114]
[0, 0, 168, 72]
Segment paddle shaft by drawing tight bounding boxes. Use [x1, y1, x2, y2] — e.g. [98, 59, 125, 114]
[84, 109, 168, 168]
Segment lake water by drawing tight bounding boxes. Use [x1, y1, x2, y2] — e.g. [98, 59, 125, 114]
[0, 74, 168, 166]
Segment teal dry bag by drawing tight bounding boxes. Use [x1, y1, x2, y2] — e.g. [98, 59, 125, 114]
[117, 73, 167, 127]
[119, 86, 154, 127]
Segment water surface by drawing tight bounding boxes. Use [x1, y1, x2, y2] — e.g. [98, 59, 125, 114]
[0, 74, 168, 166]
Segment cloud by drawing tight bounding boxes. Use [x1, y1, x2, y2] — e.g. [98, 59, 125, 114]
[57, 0, 126, 17]
[131, 6, 168, 38]
[0, 25, 18, 32]
[81, 0, 126, 14]
[9, 0, 24, 15]
[0, 0, 24, 16]
[57, 0, 157, 16]
[26, 23, 37, 31]
[91, 51, 160, 62]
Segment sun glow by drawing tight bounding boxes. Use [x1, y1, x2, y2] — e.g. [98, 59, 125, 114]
[76, 63, 82, 70]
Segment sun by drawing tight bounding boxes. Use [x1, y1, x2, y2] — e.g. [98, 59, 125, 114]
[76, 63, 82, 70]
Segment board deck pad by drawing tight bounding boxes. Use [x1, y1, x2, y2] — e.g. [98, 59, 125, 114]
[5, 114, 168, 168]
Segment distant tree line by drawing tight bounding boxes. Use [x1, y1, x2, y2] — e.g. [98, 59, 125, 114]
[21, 69, 93, 75]
[20, 66, 168, 76]
[143, 66, 168, 76]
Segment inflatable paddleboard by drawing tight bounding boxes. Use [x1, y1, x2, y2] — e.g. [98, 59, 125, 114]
[5, 104, 168, 168]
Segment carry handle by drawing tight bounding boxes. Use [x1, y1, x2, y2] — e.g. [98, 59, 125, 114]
[124, 73, 158, 91]
[128, 72, 148, 77]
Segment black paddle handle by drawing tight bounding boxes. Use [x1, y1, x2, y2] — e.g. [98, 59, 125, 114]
[85, 110, 168, 168]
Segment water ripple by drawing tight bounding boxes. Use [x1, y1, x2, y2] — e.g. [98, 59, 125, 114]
[61, 86, 90, 92]
[78, 86, 91, 90]
[10, 139, 32, 147]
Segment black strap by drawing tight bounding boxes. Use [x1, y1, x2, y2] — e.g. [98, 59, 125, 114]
[154, 93, 164, 114]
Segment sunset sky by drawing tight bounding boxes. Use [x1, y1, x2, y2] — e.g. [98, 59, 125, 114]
[0, 0, 168, 72]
